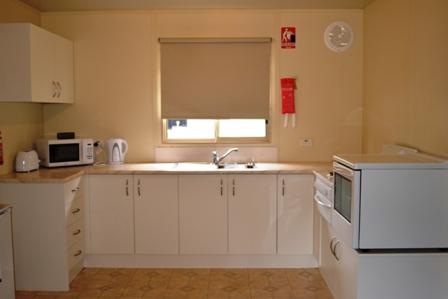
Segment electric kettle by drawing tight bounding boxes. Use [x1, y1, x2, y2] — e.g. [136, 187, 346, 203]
[105, 138, 128, 165]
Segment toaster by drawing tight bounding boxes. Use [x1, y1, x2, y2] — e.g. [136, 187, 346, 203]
[15, 150, 40, 172]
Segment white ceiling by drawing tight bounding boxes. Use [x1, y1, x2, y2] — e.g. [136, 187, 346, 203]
[21, 0, 375, 12]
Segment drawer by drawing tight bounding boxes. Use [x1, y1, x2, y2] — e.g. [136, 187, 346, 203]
[64, 176, 84, 202]
[68, 239, 85, 269]
[67, 219, 85, 248]
[66, 196, 84, 226]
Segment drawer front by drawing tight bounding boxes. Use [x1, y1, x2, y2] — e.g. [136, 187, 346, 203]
[64, 176, 84, 200]
[66, 196, 84, 226]
[67, 219, 85, 248]
[68, 239, 85, 269]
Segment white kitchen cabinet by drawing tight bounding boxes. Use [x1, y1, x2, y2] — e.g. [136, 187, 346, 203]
[320, 221, 341, 299]
[89, 175, 134, 254]
[0, 177, 85, 291]
[134, 175, 179, 254]
[179, 175, 227, 254]
[319, 218, 448, 299]
[228, 174, 277, 254]
[0, 23, 74, 103]
[277, 174, 314, 255]
[320, 220, 357, 299]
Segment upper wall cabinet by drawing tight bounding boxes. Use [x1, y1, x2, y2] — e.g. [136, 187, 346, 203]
[0, 23, 74, 103]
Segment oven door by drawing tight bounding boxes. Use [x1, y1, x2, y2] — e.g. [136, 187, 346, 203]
[332, 162, 361, 249]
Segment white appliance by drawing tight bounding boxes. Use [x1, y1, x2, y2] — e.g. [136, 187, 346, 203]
[105, 138, 128, 165]
[0, 206, 15, 299]
[15, 150, 39, 172]
[333, 152, 448, 250]
[36, 138, 94, 168]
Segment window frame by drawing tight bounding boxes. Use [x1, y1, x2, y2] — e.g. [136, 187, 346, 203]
[162, 119, 270, 144]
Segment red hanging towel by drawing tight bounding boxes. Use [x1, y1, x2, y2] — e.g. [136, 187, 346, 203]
[281, 78, 296, 114]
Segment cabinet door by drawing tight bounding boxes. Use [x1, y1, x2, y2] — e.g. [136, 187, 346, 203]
[53, 36, 74, 103]
[179, 175, 227, 254]
[320, 221, 340, 299]
[0, 209, 15, 298]
[89, 175, 134, 254]
[335, 237, 358, 299]
[134, 175, 178, 254]
[277, 174, 314, 254]
[30, 25, 55, 102]
[228, 174, 277, 254]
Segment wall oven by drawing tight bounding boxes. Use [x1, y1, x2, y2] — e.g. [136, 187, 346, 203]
[332, 162, 360, 249]
[332, 153, 448, 250]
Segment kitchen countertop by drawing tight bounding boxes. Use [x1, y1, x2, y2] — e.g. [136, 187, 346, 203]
[0, 203, 11, 214]
[0, 162, 331, 183]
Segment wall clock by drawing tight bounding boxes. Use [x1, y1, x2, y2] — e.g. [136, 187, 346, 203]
[324, 21, 354, 52]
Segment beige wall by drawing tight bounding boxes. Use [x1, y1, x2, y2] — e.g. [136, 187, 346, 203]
[363, 0, 448, 157]
[42, 9, 363, 163]
[0, 0, 42, 175]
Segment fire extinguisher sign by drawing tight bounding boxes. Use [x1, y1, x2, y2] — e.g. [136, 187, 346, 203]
[281, 27, 296, 49]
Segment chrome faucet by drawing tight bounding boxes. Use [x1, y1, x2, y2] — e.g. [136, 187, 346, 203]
[212, 148, 239, 166]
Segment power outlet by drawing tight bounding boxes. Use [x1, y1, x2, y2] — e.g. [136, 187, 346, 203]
[300, 138, 313, 147]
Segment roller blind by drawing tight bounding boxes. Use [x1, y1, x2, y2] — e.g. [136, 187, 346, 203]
[160, 38, 271, 119]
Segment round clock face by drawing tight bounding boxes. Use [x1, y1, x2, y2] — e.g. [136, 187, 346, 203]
[324, 22, 354, 52]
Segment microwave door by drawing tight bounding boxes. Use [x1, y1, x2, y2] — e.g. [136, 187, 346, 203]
[49, 143, 81, 164]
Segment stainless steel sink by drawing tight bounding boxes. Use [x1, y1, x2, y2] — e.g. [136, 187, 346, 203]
[174, 162, 218, 170]
[217, 163, 249, 170]
[174, 162, 254, 170]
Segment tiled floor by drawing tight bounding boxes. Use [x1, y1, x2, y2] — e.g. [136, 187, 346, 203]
[16, 268, 333, 299]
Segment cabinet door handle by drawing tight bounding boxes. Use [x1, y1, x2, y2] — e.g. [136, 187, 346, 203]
[282, 179, 285, 196]
[71, 186, 80, 193]
[220, 179, 223, 196]
[52, 81, 57, 97]
[137, 179, 141, 196]
[330, 236, 336, 254]
[71, 208, 81, 215]
[232, 179, 235, 196]
[73, 250, 82, 257]
[73, 229, 81, 236]
[332, 240, 341, 261]
[330, 237, 340, 261]
[57, 81, 62, 97]
[125, 179, 129, 197]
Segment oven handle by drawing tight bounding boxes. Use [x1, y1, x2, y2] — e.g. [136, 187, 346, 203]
[314, 193, 332, 209]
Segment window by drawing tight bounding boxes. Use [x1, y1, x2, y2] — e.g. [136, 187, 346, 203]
[160, 38, 271, 143]
[164, 119, 268, 143]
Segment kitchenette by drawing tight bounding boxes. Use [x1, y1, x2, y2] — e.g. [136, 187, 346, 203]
[0, 0, 447, 298]
[1, 147, 448, 298]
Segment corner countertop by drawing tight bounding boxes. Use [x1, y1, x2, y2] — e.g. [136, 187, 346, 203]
[0, 203, 12, 214]
[0, 162, 332, 184]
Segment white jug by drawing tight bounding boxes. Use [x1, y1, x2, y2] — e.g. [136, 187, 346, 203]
[105, 138, 128, 165]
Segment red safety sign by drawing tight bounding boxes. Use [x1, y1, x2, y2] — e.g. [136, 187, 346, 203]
[281, 27, 296, 49]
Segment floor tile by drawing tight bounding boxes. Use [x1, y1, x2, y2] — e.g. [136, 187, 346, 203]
[15, 267, 333, 299]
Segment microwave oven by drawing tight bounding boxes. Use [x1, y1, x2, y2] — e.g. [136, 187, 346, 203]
[36, 138, 94, 168]
[332, 153, 448, 250]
